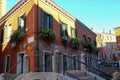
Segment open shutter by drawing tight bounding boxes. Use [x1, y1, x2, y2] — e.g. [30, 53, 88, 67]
[23, 13, 26, 32]
[75, 29, 77, 38]
[18, 17, 21, 30]
[49, 15, 53, 30]
[1, 29, 4, 43]
[41, 10, 44, 29]
[65, 24, 68, 38]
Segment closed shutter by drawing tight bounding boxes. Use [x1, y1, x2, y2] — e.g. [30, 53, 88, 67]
[65, 24, 68, 37]
[75, 29, 77, 38]
[49, 15, 53, 30]
[41, 10, 44, 28]
[60, 21, 63, 38]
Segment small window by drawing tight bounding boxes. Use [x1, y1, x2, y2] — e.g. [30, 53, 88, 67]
[18, 13, 26, 31]
[60, 21, 68, 38]
[41, 10, 53, 30]
[101, 43, 103, 47]
[83, 35, 86, 45]
[103, 53, 107, 59]
[5, 55, 10, 72]
[73, 56, 78, 70]
[88, 37, 91, 42]
[93, 40, 97, 46]
[71, 28, 77, 38]
[100, 34, 102, 38]
[63, 54, 68, 70]
[83, 35, 86, 41]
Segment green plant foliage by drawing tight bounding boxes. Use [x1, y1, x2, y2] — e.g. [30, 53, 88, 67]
[10, 29, 26, 43]
[69, 38, 81, 49]
[61, 36, 68, 46]
[39, 28, 56, 41]
[83, 40, 99, 54]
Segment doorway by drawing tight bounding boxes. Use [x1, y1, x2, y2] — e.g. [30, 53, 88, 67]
[43, 52, 52, 72]
[17, 53, 24, 74]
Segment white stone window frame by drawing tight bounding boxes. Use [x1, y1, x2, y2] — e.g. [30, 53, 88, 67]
[43, 50, 53, 72]
[7, 23, 12, 42]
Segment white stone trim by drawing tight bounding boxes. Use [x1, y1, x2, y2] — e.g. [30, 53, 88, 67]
[43, 50, 53, 72]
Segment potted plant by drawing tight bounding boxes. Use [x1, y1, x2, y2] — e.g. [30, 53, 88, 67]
[39, 28, 56, 41]
[10, 29, 26, 43]
[69, 38, 81, 49]
[83, 40, 99, 54]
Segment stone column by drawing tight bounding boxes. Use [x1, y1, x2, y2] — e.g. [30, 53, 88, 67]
[0, 73, 5, 80]
[112, 71, 120, 80]
[81, 53, 86, 72]
[53, 50, 61, 73]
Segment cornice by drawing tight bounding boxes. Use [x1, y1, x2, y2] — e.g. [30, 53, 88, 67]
[41, 0, 96, 36]
[0, 0, 96, 36]
[0, 0, 30, 25]
[114, 27, 120, 30]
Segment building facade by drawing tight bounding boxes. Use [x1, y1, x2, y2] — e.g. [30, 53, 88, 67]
[114, 27, 120, 60]
[96, 30, 117, 61]
[0, 0, 96, 74]
[0, 0, 6, 18]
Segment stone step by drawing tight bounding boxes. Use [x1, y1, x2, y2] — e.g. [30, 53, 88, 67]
[78, 76, 96, 80]
[66, 70, 96, 80]
[66, 70, 86, 77]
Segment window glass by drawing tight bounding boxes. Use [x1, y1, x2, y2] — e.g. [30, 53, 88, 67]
[71, 28, 77, 38]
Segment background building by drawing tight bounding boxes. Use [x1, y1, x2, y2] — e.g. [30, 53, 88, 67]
[95, 30, 117, 61]
[114, 27, 120, 60]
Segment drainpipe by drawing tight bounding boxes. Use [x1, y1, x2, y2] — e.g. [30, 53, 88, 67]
[34, 0, 39, 72]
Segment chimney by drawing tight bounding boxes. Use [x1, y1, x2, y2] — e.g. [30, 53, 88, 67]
[103, 29, 105, 33]
[109, 30, 111, 34]
[0, 0, 6, 18]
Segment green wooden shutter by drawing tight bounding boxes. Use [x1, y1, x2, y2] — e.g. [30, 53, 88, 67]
[49, 15, 53, 30]
[75, 29, 77, 38]
[1, 29, 4, 43]
[41, 10, 44, 29]
[23, 13, 26, 32]
[65, 24, 68, 38]
[18, 17, 21, 30]
[60, 21, 63, 37]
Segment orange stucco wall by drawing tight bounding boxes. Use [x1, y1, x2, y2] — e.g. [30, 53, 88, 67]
[0, 0, 96, 73]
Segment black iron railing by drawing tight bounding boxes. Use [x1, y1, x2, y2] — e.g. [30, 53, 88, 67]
[3, 53, 114, 80]
[62, 54, 113, 80]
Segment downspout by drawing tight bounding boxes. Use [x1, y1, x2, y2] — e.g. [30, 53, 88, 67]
[34, 0, 39, 72]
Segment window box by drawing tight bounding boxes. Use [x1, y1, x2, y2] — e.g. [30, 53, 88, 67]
[39, 28, 56, 41]
[83, 41, 99, 54]
[10, 29, 26, 43]
[69, 38, 81, 49]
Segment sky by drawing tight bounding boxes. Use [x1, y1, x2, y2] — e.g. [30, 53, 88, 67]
[7, 0, 120, 34]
